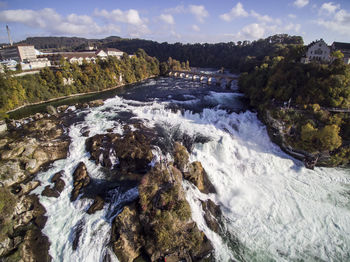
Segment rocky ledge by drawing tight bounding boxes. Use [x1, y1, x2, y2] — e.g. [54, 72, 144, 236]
[0, 115, 70, 261]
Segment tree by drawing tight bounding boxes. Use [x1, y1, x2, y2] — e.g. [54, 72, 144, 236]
[317, 124, 342, 151]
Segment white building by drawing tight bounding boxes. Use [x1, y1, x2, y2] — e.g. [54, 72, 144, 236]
[21, 58, 51, 70]
[302, 39, 331, 63]
[96, 48, 124, 59]
[302, 39, 350, 64]
[0, 45, 36, 62]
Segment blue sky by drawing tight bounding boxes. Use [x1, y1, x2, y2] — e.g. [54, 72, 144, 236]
[0, 0, 349, 45]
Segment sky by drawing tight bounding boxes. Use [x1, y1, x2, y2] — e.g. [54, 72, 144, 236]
[0, 0, 349, 45]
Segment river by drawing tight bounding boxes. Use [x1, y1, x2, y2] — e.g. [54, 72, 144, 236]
[32, 76, 350, 261]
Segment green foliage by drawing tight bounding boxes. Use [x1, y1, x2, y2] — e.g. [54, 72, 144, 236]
[332, 50, 344, 59]
[317, 124, 342, 151]
[0, 49, 161, 117]
[174, 200, 191, 221]
[21, 34, 303, 72]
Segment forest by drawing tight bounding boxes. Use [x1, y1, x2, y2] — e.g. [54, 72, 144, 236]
[20, 34, 303, 72]
[0, 49, 188, 118]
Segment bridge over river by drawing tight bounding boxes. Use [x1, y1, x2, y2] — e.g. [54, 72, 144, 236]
[169, 70, 239, 88]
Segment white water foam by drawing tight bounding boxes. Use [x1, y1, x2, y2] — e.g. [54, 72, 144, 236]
[118, 94, 350, 261]
[33, 90, 350, 262]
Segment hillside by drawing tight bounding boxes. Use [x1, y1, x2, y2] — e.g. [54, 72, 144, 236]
[20, 34, 303, 72]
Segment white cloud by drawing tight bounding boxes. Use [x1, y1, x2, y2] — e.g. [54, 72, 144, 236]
[288, 14, 297, 19]
[319, 2, 340, 15]
[159, 14, 175, 25]
[164, 5, 186, 14]
[192, 24, 200, 32]
[238, 23, 265, 39]
[293, 0, 309, 8]
[284, 23, 301, 32]
[0, 8, 120, 36]
[188, 5, 209, 23]
[220, 2, 248, 22]
[94, 9, 144, 26]
[250, 10, 274, 23]
[317, 7, 350, 36]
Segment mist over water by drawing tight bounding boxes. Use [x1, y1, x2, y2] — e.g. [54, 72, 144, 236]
[33, 77, 350, 261]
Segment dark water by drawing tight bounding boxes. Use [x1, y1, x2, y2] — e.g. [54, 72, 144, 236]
[9, 77, 248, 119]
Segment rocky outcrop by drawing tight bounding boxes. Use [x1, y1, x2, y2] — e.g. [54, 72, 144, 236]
[0, 118, 69, 187]
[112, 161, 214, 262]
[87, 196, 105, 214]
[42, 171, 65, 198]
[71, 162, 90, 201]
[185, 162, 216, 194]
[0, 116, 69, 261]
[174, 143, 216, 194]
[86, 130, 154, 180]
[88, 99, 104, 108]
[201, 199, 222, 234]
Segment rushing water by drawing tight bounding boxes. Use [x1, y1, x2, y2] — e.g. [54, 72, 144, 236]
[32, 77, 350, 262]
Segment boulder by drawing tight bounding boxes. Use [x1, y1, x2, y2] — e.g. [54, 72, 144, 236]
[185, 161, 216, 194]
[87, 196, 105, 214]
[42, 185, 60, 198]
[173, 142, 189, 172]
[21, 228, 51, 262]
[71, 162, 90, 201]
[46, 105, 58, 116]
[201, 199, 222, 234]
[86, 130, 154, 179]
[0, 120, 7, 134]
[112, 203, 144, 262]
[51, 171, 65, 193]
[57, 105, 69, 113]
[88, 99, 104, 107]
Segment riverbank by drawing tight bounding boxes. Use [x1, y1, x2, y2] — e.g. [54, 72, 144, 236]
[6, 75, 157, 117]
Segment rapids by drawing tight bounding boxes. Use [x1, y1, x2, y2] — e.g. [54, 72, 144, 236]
[32, 77, 350, 261]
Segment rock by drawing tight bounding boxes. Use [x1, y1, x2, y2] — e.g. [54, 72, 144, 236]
[112, 162, 213, 262]
[304, 155, 318, 170]
[42, 185, 60, 198]
[185, 161, 216, 194]
[0, 237, 13, 257]
[71, 162, 91, 201]
[72, 220, 84, 251]
[51, 171, 65, 193]
[46, 105, 58, 116]
[88, 99, 104, 107]
[173, 142, 189, 172]
[112, 204, 143, 262]
[25, 158, 37, 171]
[87, 196, 105, 214]
[0, 138, 8, 149]
[22, 143, 37, 157]
[201, 199, 222, 234]
[21, 180, 40, 195]
[33, 113, 44, 120]
[0, 120, 7, 134]
[21, 228, 51, 262]
[86, 130, 154, 179]
[82, 130, 90, 137]
[57, 105, 68, 113]
[0, 160, 26, 187]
